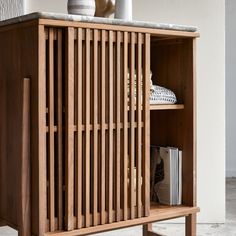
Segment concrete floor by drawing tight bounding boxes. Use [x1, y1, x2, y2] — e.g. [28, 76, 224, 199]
[0, 178, 235, 236]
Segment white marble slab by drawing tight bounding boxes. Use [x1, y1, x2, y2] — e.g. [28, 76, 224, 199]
[0, 12, 198, 32]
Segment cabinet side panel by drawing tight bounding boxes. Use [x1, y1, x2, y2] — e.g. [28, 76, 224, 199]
[182, 39, 196, 206]
[0, 24, 40, 231]
[0, 32, 7, 223]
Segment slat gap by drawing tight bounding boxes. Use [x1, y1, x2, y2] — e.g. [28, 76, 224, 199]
[76, 27, 83, 229]
[85, 28, 91, 228]
[137, 33, 143, 218]
[130, 32, 135, 220]
[57, 28, 63, 230]
[123, 31, 128, 221]
[100, 29, 106, 225]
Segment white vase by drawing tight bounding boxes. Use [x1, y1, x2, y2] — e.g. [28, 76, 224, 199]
[67, 0, 96, 16]
[115, 0, 133, 21]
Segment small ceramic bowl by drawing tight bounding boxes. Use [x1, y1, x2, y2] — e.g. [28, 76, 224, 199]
[68, 0, 96, 16]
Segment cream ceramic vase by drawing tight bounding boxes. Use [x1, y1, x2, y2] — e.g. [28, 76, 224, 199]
[68, 0, 96, 16]
[115, 0, 132, 20]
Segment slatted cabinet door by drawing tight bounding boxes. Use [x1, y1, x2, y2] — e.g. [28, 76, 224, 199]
[43, 26, 150, 232]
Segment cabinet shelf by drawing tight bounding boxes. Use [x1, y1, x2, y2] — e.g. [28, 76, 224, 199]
[150, 203, 200, 220]
[150, 104, 184, 110]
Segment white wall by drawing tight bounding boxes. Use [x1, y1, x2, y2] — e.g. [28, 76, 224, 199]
[226, 0, 236, 177]
[133, 0, 225, 224]
[14, 0, 227, 224]
[24, 0, 66, 14]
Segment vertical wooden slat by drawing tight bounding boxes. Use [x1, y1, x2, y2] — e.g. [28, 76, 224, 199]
[192, 39, 197, 207]
[143, 33, 150, 217]
[48, 28, 55, 231]
[100, 30, 106, 225]
[123, 31, 128, 221]
[108, 30, 114, 223]
[57, 28, 63, 231]
[116, 31, 121, 222]
[130, 32, 135, 220]
[18, 78, 31, 236]
[85, 28, 91, 228]
[65, 27, 75, 231]
[38, 25, 47, 235]
[93, 29, 98, 226]
[77, 28, 83, 229]
[137, 33, 142, 218]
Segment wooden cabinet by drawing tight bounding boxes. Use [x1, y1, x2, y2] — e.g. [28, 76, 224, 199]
[0, 17, 199, 236]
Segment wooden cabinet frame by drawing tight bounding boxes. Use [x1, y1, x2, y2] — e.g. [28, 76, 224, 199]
[0, 19, 199, 236]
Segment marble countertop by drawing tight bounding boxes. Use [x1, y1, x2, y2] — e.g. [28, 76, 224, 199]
[0, 12, 198, 32]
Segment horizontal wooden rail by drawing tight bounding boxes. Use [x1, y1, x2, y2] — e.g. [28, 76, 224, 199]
[45, 207, 200, 236]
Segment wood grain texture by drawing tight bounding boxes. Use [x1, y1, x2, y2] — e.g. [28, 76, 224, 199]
[93, 29, 99, 226]
[76, 27, 83, 229]
[48, 28, 55, 232]
[56, 28, 63, 231]
[143, 33, 151, 217]
[116, 31, 121, 222]
[123, 31, 128, 221]
[186, 214, 196, 236]
[130, 32, 135, 220]
[85, 28, 91, 228]
[65, 27, 75, 231]
[39, 19, 200, 38]
[108, 30, 114, 223]
[37, 24, 47, 236]
[100, 29, 106, 225]
[18, 78, 31, 236]
[136, 33, 142, 218]
[150, 38, 196, 207]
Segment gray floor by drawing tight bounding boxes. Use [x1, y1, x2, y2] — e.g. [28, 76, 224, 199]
[0, 178, 235, 236]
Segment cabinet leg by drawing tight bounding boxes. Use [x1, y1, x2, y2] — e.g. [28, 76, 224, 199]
[143, 223, 165, 236]
[185, 213, 196, 236]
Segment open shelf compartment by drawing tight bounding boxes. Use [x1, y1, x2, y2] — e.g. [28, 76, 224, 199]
[149, 35, 196, 212]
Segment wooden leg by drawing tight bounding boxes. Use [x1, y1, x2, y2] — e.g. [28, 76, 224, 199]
[185, 214, 196, 236]
[18, 78, 31, 236]
[143, 223, 165, 236]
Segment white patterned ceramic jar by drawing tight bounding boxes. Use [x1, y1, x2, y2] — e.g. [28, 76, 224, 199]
[115, 0, 133, 20]
[68, 0, 96, 16]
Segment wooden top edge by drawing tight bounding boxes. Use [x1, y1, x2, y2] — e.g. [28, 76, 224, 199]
[38, 18, 200, 38]
[0, 12, 199, 38]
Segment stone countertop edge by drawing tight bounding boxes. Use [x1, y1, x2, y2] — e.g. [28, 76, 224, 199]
[0, 12, 198, 32]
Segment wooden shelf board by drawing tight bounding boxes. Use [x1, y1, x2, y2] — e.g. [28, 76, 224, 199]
[46, 205, 199, 236]
[150, 203, 199, 220]
[46, 104, 184, 114]
[150, 104, 184, 110]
